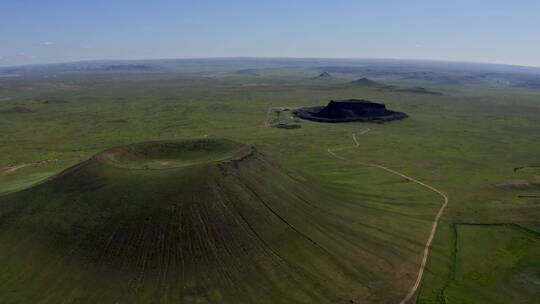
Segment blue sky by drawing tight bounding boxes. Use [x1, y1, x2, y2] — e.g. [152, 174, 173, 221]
[1, 0, 539, 66]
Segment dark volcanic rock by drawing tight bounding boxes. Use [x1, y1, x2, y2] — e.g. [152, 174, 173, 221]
[294, 99, 407, 123]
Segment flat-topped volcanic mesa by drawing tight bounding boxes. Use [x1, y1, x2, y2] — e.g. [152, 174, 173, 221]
[294, 99, 408, 123]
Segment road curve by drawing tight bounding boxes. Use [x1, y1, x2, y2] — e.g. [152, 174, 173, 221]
[327, 130, 449, 304]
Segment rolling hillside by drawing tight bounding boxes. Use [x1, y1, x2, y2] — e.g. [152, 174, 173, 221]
[0, 138, 433, 303]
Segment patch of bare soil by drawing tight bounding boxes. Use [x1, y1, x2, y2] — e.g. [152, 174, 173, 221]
[496, 178, 540, 190]
[0, 164, 30, 176]
[496, 180, 532, 190]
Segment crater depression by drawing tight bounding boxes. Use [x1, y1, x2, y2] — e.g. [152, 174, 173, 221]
[97, 139, 251, 169]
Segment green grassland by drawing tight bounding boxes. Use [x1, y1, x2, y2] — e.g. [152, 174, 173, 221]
[1, 69, 540, 303]
[442, 224, 540, 303]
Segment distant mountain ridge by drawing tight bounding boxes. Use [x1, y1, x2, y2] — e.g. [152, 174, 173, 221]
[1, 58, 539, 89]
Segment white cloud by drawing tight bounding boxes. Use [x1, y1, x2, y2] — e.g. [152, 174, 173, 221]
[40, 41, 54, 46]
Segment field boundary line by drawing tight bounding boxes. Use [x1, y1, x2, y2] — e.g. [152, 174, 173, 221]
[434, 221, 540, 303]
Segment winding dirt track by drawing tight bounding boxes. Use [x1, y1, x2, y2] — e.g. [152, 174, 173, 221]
[327, 130, 449, 304]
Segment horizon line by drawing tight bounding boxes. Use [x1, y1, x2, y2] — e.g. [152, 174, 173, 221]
[1, 56, 540, 70]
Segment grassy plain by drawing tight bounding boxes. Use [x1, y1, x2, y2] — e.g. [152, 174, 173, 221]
[1, 69, 539, 303]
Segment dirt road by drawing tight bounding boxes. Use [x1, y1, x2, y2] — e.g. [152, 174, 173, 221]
[327, 130, 449, 304]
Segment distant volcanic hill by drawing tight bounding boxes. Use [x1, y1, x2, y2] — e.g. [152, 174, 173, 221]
[294, 99, 408, 123]
[312, 71, 333, 80]
[350, 77, 381, 87]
